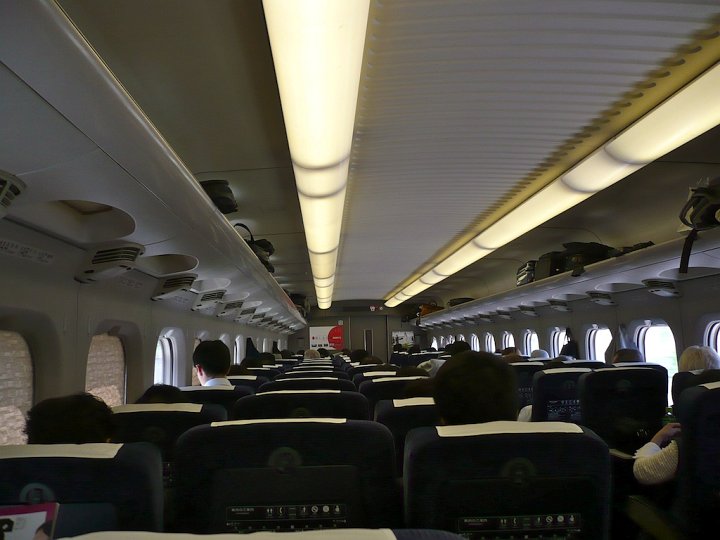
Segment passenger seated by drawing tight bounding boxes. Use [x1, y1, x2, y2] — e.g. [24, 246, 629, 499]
[633, 346, 720, 484]
[418, 341, 470, 375]
[612, 348, 645, 364]
[241, 356, 264, 369]
[304, 348, 321, 359]
[135, 384, 186, 404]
[530, 349, 550, 359]
[258, 351, 277, 365]
[408, 344, 421, 354]
[350, 349, 369, 363]
[193, 340, 232, 387]
[227, 364, 252, 375]
[317, 347, 329, 358]
[360, 354, 384, 365]
[25, 393, 115, 443]
[433, 351, 517, 425]
[280, 349, 294, 359]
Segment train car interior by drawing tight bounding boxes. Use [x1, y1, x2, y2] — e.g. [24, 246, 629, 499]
[1, 1, 720, 538]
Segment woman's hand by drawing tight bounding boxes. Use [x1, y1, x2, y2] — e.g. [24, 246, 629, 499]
[651, 422, 681, 447]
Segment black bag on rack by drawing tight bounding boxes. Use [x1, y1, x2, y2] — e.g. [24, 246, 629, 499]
[234, 223, 275, 273]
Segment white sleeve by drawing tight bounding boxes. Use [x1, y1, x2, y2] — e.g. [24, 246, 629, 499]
[633, 440, 679, 485]
[517, 405, 532, 422]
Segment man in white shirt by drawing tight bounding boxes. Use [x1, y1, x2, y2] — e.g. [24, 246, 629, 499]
[193, 340, 233, 387]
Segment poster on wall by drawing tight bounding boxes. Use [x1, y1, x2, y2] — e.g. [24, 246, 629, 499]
[310, 325, 345, 350]
[391, 331, 415, 347]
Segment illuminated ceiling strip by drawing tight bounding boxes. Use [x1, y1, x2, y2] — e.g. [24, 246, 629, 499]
[264, 0, 370, 309]
[386, 62, 720, 307]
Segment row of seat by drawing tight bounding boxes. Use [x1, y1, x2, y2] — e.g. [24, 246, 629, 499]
[0, 418, 613, 538]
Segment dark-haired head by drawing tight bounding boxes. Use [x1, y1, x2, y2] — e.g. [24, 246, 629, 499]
[258, 352, 277, 365]
[446, 340, 471, 356]
[350, 349, 369, 363]
[433, 351, 517, 425]
[193, 340, 231, 378]
[612, 348, 645, 364]
[26, 393, 115, 444]
[135, 384, 186, 404]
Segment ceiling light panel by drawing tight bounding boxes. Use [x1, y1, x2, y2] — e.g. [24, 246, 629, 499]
[337, 0, 720, 301]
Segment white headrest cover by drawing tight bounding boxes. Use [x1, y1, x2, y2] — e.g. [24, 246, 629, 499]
[212, 418, 347, 427]
[0, 443, 123, 460]
[288, 371, 334, 375]
[61, 528, 397, 540]
[540, 368, 592, 375]
[392, 397, 435, 407]
[180, 385, 236, 391]
[608, 367, 659, 373]
[702, 381, 720, 390]
[228, 375, 258, 381]
[275, 377, 339, 381]
[372, 376, 426, 384]
[259, 390, 341, 395]
[437, 421, 584, 438]
[113, 404, 203, 414]
[363, 371, 397, 377]
[510, 362, 545, 366]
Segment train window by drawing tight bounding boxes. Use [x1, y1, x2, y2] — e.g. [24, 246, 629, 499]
[234, 335, 245, 364]
[587, 326, 612, 362]
[86, 334, 126, 407]
[551, 328, 567, 357]
[431, 337, 438, 350]
[484, 332, 496, 353]
[637, 322, 678, 404]
[0, 331, 33, 445]
[706, 321, 720, 352]
[470, 334, 480, 352]
[263, 338, 270, 352]
[523, 330, 539, 355]
[153, 337, 174, 384]
[191, 338, 202, 386]
[502, 331, 515, 349]
[439, 336, 446, 348]
[447, 335, 455, 345]
[456, 334, 465, 342]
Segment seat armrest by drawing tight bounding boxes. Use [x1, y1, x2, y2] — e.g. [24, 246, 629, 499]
[623, 495, 685, 540]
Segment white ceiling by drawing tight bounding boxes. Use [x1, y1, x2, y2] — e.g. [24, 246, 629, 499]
[55, 0, 720, 308]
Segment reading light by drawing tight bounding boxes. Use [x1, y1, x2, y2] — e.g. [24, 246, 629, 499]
[293, 160, 349, 198]
[419, 269, 447, 285]
[264, 0, 371, 310]
[297, 188, 346, 253]
[401, 279, 433, 297]
[433, 240, 493, 276]
[606, 62, 720, 164]
[561, 148, 642, 193]
[475, 180, 591, 250]
[309, 250, 338, 280]
[313, 276, 335, 288]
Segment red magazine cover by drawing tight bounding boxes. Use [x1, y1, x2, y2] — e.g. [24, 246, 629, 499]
[0, 503, 59, 540]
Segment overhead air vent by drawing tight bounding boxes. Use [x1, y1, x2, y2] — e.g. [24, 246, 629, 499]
[588, 291, 616, 306]
[75, 242, 144, 283]
[643, 279, 681, 297]
[497, 311, 513, 320]
[0, 171, 26, 218]
[477, 314, 494, 324]
[151, 274, 197, 301]
[519, 306, 538, 317]
[549, 299, 572, 312]
[192, 289, 225, 311]
[217, 300, 245, 317]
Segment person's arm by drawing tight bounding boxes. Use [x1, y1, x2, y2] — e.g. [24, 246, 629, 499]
[633, 423, 681, 485]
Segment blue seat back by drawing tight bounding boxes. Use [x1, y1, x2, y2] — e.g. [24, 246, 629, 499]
[233, 390, 369, 420]
[530, 368, 591, 422]
[404, 422, 610, 539]
[260, 378, 357, 392]
[174, 419, 398, 532]
[0, 443, 163, 536]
